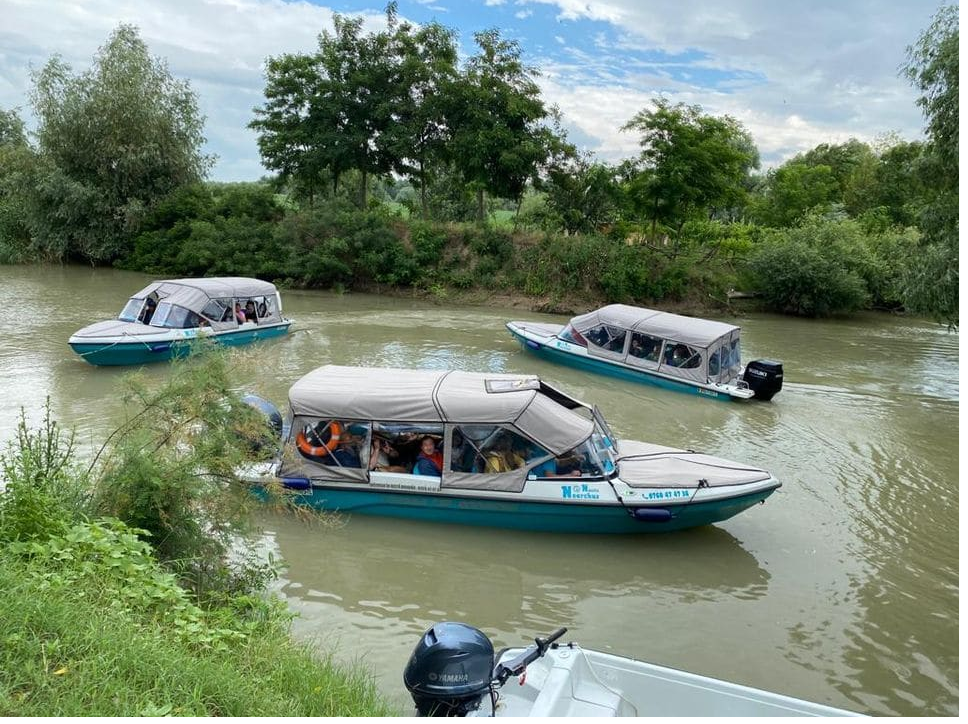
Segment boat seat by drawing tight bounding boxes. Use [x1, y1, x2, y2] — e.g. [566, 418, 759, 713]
[529, 663, 623, 717]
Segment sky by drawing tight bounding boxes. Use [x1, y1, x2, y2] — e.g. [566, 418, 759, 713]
[0, 0, 950, 181]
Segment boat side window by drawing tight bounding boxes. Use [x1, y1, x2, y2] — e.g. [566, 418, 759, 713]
[370, 423, 444, 476]
[119, 298, 144, 323]
[149, 302, 199, 329]
[255, 295, 273, 319]
[729, 339, 741, 368]
[663, 342, 701, 369]
[296, 419, 366, 468]
[628, 332, 662, 362]
[531, 437, 606, 479]
[557, 325, 587, 346]
[585, 325, 627, 353]
[708, 348, 720, 376]
[451, 425, 549, 474]
[202, 298, 232, 323]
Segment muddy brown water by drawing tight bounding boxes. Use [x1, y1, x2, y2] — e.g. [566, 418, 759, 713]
[0, 265, 957, 715]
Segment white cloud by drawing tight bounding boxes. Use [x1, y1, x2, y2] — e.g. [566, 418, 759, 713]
[524, 0, 935, 166]
[0, 0, 389, 181]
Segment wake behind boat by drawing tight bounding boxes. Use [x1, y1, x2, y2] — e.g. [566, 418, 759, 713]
[69, 277, 293, 366]
[244, 365, 781, 533]
[507, 304, 783, 402]
[403, 623, 863, 717]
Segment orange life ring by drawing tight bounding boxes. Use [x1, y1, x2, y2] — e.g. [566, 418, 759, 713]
[296, 421, 343, 458]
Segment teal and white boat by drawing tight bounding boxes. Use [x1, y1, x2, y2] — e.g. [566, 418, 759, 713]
[69, 277, 292, 366]
[507, 304, 783, 402]
[246, 366, 781, 533]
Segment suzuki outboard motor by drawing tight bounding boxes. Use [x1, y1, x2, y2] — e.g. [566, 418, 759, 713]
[743, 359, 784, 401]
[404, 622, 495, 717]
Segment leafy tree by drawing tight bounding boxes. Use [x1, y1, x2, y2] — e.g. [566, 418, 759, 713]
[28, 25, 211, 262]
[901, 4, 958, 326]
[622, 99, 758, 241]
[0, 108, 38, 261]
[387, 17, 459, 217]
[798, 139, 876, 197]
[749, 161, 840, 227]
[539, 154, 619, 234]
[444, 29, 551, 221]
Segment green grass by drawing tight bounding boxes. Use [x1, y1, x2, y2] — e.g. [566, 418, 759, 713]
[0, 553, 398, 716]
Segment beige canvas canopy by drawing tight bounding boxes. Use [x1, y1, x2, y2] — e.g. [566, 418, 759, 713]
[133, 277, 280, 314]
[288, 366, 594, 456]
[568, 304, 742, 384]
[569, 304, 738, 348]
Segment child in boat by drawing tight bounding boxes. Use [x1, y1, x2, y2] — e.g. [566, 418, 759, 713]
[413, 436, 443, 476]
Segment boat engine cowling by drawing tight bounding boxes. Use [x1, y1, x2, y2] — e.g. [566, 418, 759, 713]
[742, 359, 783, 401]
[404, 622, 495, 717]
[240, 394, 283, 454]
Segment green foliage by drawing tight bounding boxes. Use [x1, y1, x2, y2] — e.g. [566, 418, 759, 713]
[749, 162, 840, 227]
[901, 4, 959, 327]
[622, 98, 758, 233]
[0, 532, 394, 716]
[748, 220, 872, 316]
[90, 351, 279, 597]
[27, 24, 210, 262]
[0, 401, 90, 543]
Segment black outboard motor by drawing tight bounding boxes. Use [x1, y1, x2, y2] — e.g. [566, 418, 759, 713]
[743, 359, 783, 401]
[404, 622, 495, 717]
[241, 394, 284, 455]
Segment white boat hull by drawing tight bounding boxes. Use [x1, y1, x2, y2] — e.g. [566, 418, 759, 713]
[473, 645, 862, 717]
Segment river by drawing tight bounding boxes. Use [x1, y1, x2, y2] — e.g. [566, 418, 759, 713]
[0, 265, 958, 716]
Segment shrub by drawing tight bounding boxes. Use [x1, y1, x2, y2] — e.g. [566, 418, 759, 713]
[749, 238, 869, 316]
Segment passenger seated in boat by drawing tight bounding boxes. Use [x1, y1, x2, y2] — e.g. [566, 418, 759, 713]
[138, 297, 157, 324]
[413, 436, 443, 476]
[245, 300, 258, 322]
[630, 336, 658, 362]
[234, 303, 246, 324]
[369, 436, 406, 472]
[323, 436, 362, 468]
[531, 454, 582, 478]
[484, 436, 524, 473]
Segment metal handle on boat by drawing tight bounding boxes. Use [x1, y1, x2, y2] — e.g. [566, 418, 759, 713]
[492, 627, 568, 686]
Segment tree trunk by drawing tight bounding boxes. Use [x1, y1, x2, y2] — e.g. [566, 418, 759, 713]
[419, 161, 427, 219]
[477, 188, 485, 223]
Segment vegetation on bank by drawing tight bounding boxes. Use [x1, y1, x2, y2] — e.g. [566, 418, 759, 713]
[0, 353, 395, 716]
[0, 5, 957, 325]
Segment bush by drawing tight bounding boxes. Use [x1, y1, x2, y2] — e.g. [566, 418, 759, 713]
[749, 238, 869, 316]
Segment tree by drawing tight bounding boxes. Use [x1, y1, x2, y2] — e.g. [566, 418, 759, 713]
[387, 18, 459, 218]
[622, 99, 759, 240]
[750, 161, 840, 227]
[444, 29, 551, 222]
[28, 25, 211, 262]
[901, 5, 958, 326]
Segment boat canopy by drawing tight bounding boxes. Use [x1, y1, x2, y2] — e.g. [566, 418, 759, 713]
[566, 304, 742, 385]
[127, 277, 284, 330]
[133, 277, 279, 312]
[288, 366, 594, 456]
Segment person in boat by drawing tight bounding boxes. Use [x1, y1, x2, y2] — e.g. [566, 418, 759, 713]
[323, 436, 362, 468]
[369, 435, 406, 472]
[531, 454, 582, 478]
[138, 297, 157, 324]
[244, 300, 258, 322]
[484, 435, 524, 473]
[235, 303, 246, 324]
[413, 436, 443, 476]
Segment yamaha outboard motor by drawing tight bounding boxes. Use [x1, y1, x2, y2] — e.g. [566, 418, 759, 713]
[743, 359, 784, 401]
[404, 622, 495, 717]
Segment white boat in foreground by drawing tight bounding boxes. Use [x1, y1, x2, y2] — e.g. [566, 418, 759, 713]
[404, 624, 863, 717]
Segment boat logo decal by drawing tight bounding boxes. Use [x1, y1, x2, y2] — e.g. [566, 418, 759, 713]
[561, 483, 600, 500]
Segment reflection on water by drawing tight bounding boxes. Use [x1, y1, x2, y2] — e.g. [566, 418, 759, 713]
[0, 265, 958, 716]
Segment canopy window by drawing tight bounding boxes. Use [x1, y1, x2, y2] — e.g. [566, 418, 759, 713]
[583, 324, 629, 362]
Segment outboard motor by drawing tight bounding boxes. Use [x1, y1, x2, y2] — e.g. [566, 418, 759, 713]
[743, 359, 783, 401]
[404, 622, 495, 717]
[240, 394, 284, 455]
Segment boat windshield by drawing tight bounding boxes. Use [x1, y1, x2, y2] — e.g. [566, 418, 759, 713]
[118, 298, 143, 323]
[149, 302, 199, 329]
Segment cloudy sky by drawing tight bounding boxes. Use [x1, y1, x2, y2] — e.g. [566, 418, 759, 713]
[0, 0, 947, 181]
